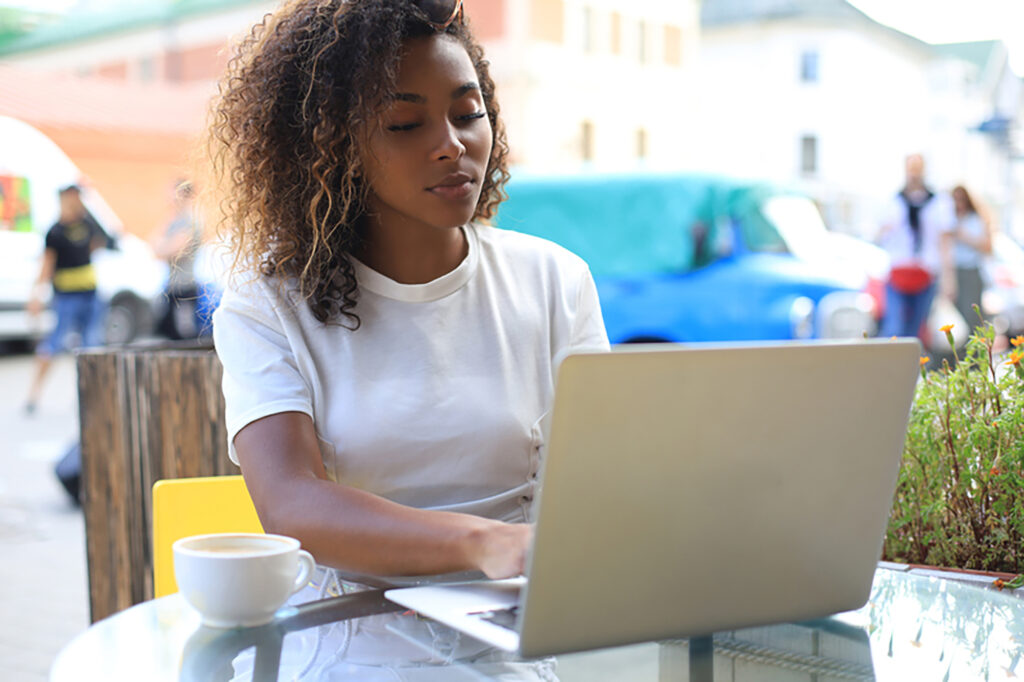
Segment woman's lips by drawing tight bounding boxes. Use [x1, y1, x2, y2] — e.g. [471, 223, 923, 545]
[428, 180, 474, 200]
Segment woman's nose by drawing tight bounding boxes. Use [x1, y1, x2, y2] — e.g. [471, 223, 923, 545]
[433, 120, 466, 161]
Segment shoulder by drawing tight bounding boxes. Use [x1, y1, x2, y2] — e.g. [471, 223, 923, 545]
[928, 192, 956, 226]
[44, 223, 62, 244]
[216, 270, 303, 324]
[885, 195, 905, 219]
[471, 223, 590, 278]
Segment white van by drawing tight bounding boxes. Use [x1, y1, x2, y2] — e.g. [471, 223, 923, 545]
[0, 115, 166, 347]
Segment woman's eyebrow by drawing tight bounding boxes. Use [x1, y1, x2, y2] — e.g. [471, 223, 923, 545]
[392, 82, 479, 104]
[451, 82, 480, 99]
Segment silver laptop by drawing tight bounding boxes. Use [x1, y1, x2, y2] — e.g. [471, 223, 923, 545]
[386, 340, 920, 658]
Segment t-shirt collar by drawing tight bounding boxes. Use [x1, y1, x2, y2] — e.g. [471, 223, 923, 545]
[350, 224, 478, 302]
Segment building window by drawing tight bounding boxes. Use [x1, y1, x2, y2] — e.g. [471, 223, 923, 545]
[610, 11, 621, 55]
[636, 128, 648, 160]
[800, 50, 819, 83]
[664, 25, 682, 67]
[530, 0, 565, 43]
[637, 20, 648, 63]
[800, 135, 818, 174]
[582, 5, 594, 53]
[581, 120, 594, 162]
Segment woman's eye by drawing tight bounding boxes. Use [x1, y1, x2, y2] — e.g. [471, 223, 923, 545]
[387, 122, 421, 132]
[457, 112, 486, 123]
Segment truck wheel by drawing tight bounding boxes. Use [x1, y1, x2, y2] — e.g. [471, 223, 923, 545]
[105, 294, 145, 345]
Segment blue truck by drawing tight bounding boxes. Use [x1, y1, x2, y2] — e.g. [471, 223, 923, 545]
[495, 172, 876, 344]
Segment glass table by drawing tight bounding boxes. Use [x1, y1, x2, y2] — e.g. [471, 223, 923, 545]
[51, 567, 1024, 681]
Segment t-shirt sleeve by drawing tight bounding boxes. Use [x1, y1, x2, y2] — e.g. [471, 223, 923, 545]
[44, 226, 58, 251]
[212, 280, 313, 465]
[570, 266, 610, 352]
[934, 194, 957, 233]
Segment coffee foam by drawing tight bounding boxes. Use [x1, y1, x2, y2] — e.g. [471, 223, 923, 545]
[178, 534, 294, 557]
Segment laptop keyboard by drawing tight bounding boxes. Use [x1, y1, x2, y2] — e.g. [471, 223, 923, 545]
[473, 605, 519, 631]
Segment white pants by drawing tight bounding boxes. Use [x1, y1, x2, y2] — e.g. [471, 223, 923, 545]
[230, 568, 558, 681]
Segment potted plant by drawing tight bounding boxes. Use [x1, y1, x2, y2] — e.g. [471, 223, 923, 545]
[884, 316, 1024, 586]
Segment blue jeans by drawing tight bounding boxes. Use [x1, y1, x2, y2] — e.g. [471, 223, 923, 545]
[37, 291, 106, 355]
[880, 282, 936, 340]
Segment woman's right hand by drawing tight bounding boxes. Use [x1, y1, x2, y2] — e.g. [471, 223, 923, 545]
[470, 520, 534, 579]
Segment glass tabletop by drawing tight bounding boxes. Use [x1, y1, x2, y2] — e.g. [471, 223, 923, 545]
[51, 567, 1024, 681]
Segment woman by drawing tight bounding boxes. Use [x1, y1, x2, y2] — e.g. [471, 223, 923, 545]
[207, 0, 607, 659]
[153, 180, 204, 340]
[950, 185, 993, 328]
[876, 154, 956, 340]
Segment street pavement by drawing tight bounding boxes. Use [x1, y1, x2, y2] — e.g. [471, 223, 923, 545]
[0, 352, 89, 681]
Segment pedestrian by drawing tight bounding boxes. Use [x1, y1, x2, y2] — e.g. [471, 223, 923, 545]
[950, 184, 993, 329]
[206, 0, 607, 671]
[24, 185, 111, 414]
[876, 154, 956, 340]
[152, 179, 203, 339]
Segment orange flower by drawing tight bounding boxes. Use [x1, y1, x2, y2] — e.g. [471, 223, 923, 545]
[919, 356, 930, 366]
[939, 324, 955, 333]
[1012, 335, 1024, 348]
[1006, 350, 1024, 366]
[995, 579, 1007, 590]
[991, 467, 1001, 476]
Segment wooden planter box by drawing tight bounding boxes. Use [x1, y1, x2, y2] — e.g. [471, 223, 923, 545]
[77, 341, 233, 622]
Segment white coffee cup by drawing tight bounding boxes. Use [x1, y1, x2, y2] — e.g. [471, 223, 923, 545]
[172, 533, 315, 628]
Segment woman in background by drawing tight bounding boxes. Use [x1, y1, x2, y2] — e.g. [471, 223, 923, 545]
[950, 184, 993, 328]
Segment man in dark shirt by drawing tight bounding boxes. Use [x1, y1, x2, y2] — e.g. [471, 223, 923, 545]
[25, 185, 111, 414]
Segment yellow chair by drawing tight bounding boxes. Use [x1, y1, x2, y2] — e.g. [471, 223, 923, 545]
[152, 475, 263, 597]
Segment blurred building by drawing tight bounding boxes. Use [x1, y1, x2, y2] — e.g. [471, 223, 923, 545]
[0, 0, 702, 235]
[0, 66, 213, 236]
[0, 1, 278, 236]
[696, 0, 1024, 239]
[481, 0, 701, 171]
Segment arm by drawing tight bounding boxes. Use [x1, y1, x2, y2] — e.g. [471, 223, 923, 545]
[86, 213, 116, 252]
[235, 411, 531, 579]
[967, 214, 994, 255]
[27, 249, 57, 316]
[939, 230, 956, 300]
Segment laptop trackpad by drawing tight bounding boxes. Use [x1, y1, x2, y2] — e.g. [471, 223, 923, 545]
[385, 578, 525, 651]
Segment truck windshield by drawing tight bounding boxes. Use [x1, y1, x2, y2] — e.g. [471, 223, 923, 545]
[757, 195, 830, 260]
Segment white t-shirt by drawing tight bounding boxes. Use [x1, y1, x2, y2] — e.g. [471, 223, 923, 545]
[878, 190, 955, 275]
[953, 212, 986, 268]
[212, 223, 609, 524]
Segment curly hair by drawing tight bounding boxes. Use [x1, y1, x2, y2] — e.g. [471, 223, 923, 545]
[204, 0, 510, 328]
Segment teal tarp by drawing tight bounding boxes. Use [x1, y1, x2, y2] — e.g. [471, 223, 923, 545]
[494, 173, 773, 277]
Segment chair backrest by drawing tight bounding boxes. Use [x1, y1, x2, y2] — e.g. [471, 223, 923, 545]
[152, 475, 263, 597]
